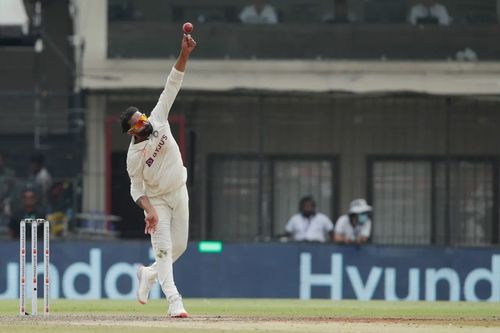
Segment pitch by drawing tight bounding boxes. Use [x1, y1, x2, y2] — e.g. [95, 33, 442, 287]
[1, 299, 499, 333]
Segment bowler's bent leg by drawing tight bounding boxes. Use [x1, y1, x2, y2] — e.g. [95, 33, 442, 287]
[150, 202, 180, 299]
[171, 185, 189, 263]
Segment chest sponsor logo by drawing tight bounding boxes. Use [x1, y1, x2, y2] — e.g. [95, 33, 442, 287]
[145, 134, 168, 167]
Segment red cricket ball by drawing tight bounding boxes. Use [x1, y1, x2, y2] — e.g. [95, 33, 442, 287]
[183, 22, 193, 34]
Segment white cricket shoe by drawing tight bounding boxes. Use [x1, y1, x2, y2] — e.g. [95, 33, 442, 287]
[136, 265, 156, 304]
[167, 294, 188, 318]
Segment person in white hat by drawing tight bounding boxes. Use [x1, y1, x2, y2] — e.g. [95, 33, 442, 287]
[334, 199, 372, 244]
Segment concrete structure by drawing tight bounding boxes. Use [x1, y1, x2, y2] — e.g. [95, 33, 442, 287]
[76, 1, 500, 241]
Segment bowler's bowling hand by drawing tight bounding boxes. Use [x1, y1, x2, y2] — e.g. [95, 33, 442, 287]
[181, 34, 196, 54]
[144, 210, 158, 235]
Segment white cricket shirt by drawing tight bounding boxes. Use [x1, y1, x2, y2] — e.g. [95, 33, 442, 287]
[285, 213, 334, 242]
[334, 214, 372, 241]
[239, 4, 278, 24]
[127, 67, 186, 202]
[407, 3, 451, 25]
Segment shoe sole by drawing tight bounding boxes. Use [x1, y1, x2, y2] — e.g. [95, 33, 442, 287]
[170, 312, 188, 318]
[136, 265, 147, 305]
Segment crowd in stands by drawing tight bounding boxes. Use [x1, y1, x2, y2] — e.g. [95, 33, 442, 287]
[239, 0, 500, 25]
[0, 152, 74, 239]
[238, 0, 454, 25]
[285, 196, 373, 245]
[2, 148, 373, 244]
[110, 0, 499, 25]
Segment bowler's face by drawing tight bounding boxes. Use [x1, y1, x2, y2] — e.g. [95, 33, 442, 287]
[128, 112, 150, 135]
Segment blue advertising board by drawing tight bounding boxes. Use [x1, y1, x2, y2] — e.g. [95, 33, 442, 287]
[1, 241, 499, 301]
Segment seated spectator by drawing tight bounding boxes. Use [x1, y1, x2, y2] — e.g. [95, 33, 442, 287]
[30, 153, 53, 207]
[334, 198, 372, 245]
[285, 195, 334, 243]
[46, 181, 73, 236]
[8, 189, 44, 239]
[239, 0, 278, 24]
[408, 0, 451, 26]
[322, 0, 358, 24]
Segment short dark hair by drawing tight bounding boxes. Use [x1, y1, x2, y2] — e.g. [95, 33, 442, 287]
[299, 195, 315, 210]
[120, 106, 139, 133]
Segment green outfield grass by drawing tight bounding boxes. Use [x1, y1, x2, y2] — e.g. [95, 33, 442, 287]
[2, 298, 500, 318]
[1, 299, 499, 333]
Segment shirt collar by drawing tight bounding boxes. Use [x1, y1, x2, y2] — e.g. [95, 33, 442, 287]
[129, 137, 148, 151]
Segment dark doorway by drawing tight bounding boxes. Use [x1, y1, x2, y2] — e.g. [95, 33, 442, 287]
[111, 152, 144, 238]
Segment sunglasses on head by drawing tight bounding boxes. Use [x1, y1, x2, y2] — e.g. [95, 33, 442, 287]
[128, 114, 148, 134]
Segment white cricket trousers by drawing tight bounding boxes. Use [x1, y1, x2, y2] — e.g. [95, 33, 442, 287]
[147, 184, 189, 299]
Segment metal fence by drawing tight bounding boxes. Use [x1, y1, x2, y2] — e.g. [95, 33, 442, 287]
[208, 155, 337, 241]
[168, 91, 500, 246]
[3, 90, 500, 246]
[370, 157, 496, 246]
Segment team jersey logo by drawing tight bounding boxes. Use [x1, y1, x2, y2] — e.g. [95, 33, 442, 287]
[145, 134, 168, 167]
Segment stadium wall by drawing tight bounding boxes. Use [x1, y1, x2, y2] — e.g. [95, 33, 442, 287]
[96, 91, 500, 242]
[1, 241, 499, 301]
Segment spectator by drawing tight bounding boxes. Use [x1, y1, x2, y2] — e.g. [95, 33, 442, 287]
[285, 195, 334, 242]
[334, 198, 372, 245]
[239, 0, 278, 24]
[322, 0, 358, 24]
[46, 181, 73, 237]
[30, 153, 52, 207]
[408, 0, 451, 26]
[0, 152, 15, 228]
[8, 189, 44, 239]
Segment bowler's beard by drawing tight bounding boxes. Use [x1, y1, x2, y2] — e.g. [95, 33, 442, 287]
[137, 123, 154, 138]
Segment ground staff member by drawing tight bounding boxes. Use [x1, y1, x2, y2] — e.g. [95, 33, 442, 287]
[119, 33, 196, 318]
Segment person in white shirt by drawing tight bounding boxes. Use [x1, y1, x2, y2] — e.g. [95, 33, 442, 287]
[285, 196, 334, 243]
[334, 198, 372, 244]
[119, 33, 196, 318]
[30, 154, 53, 208]
[239, 0, 278, 24]
[408, 0, 451, 26]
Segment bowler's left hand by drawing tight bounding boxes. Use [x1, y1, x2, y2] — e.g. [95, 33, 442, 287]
[182, 34, 197, 54]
